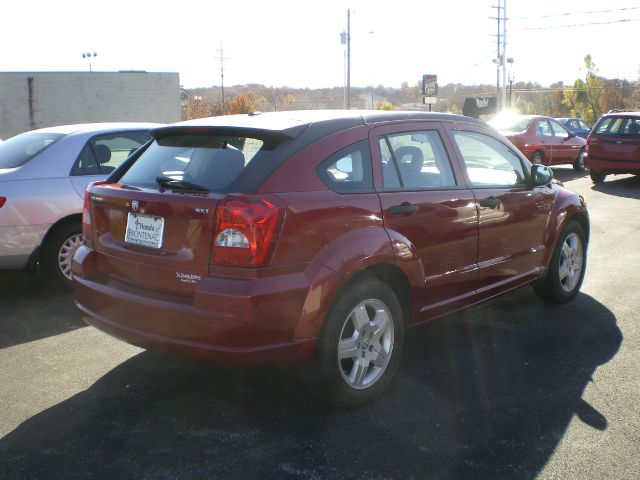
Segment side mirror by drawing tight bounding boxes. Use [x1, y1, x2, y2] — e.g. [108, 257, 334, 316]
[530, 164, 553, 187]
[567, 131, 577, 139]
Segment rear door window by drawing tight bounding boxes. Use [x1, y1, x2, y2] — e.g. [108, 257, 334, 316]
[536, 120, 553, 137]
[119, 134, 268, 192]
[71, 132, 151, 176]
[378, 131, 456, 190]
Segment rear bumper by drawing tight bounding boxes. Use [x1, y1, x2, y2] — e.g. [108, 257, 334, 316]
[73, 247, 327, 365]
[585, 155, 640, 173]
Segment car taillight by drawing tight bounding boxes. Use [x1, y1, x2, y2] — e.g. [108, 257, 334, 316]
[82, 181, 107, 243]
[212, 195, 283, 267]
[0, 197, 5, 208]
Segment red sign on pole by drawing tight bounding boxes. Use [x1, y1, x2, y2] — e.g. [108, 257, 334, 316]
[422, 75, 438, 105]
[422, 74, 438, 105]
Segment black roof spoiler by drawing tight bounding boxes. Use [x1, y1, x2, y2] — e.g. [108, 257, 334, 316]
[150, 124, 308, 142]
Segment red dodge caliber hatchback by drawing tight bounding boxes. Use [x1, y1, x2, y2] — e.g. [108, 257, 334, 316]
[74, 111, 589, 406]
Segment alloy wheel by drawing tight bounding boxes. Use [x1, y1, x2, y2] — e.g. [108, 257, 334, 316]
[337, 299, 394, 389]
[558, 232, 583, 293]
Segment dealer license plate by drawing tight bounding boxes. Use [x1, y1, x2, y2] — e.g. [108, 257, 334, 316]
[125, 213, 164, 249]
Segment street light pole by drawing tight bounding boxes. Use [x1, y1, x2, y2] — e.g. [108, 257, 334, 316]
[82, 52, 97, 72]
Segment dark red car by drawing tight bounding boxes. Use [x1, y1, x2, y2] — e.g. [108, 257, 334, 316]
[489, 114, 586, 170]
[585, 111, 640, 184]
[73, 111, 589, 406]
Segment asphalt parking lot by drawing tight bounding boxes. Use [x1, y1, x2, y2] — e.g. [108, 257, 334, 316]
[1, 169, 639, 480]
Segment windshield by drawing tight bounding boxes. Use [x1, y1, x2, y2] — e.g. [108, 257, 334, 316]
[119, 134, 270, 192]
[0, 132, 64, 169]
[488, 116, 531, 133]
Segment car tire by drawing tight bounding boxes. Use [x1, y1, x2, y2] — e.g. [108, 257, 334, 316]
[41, 223, 83, 288]
[573, 149, 586, 171]
[590, 170, 606, 184]
[300, 277, 405, 407]
[534, 220, 587, 304]
[531, 151, 544, 165]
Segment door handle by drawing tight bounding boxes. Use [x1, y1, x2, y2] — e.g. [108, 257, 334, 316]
[479, 196, 501, 209]
[388, 203, 419, 215]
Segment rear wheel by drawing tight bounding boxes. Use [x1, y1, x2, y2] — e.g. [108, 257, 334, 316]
[300, 278, 404, 407]
[41, 223, 83, 287]
[590, 170, 606, 184]
[531, 151, 544, 165]
[573, 149, 585, 171]
[534, 220, 586, 304]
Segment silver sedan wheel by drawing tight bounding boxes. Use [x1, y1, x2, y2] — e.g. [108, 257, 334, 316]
[337, 299, 394, 390]
[559, 232, 583, 293]
[58, 234, 83, 281]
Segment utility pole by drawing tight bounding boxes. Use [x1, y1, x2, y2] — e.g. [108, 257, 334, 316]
[502, 0, 508, 110]
[340, 9, 351, 109]
[491, 2, 501, 106]
[347, 9, 351, 109]
[215, 46, 229, 113]
[491, 1, 507, 110]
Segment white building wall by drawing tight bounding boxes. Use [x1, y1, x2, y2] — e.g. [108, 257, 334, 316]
[0, 72, 181, 139]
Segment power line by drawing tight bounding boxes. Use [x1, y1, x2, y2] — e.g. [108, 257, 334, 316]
[511, 6, 640, 19]
[522, 18, 638, 30]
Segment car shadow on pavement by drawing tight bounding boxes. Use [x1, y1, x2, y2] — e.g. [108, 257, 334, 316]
[590, 174, 640, 199]
[551, 167, 588, 183]
[0, 288, 621, 480]
[0, 270, 84, 349]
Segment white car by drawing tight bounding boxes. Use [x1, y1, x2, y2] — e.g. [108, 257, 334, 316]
[0, 123, 162, 284]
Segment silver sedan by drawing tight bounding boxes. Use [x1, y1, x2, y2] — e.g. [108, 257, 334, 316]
[0, 123, 161, 285]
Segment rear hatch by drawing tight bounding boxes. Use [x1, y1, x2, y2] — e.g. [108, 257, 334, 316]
[85, 130, 284, 296]
[89, 184, 220, 295]
[588, 115, 640, 162]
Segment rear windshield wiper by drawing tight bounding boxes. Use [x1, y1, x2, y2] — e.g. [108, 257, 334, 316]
[155, 175, 209, 192]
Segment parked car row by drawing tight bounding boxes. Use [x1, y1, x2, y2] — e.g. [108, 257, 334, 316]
[71, 110, 589, 406]
[0, 123, 160, 284]
[489, 111, 640, 184]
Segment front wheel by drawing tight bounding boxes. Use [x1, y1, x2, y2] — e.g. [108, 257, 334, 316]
[534, 220, 586, 304]
[573, 149, 585, 171]
[590, 170, 606, 184]
[300, 278, 404, 407]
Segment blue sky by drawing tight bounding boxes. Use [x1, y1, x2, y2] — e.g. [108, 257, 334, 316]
[2, 1, 639, 89]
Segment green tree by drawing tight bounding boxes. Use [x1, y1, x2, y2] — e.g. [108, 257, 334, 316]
[376, 101, 395, 111]
[563, 55, 604, 125]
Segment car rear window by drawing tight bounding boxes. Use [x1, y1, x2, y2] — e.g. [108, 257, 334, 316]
[0, 132, 64, 169]
[594, 117, 640, 136]
[119, 134, 269, 192]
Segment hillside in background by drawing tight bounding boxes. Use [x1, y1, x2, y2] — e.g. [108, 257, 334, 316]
[182, 57, 639, 125]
